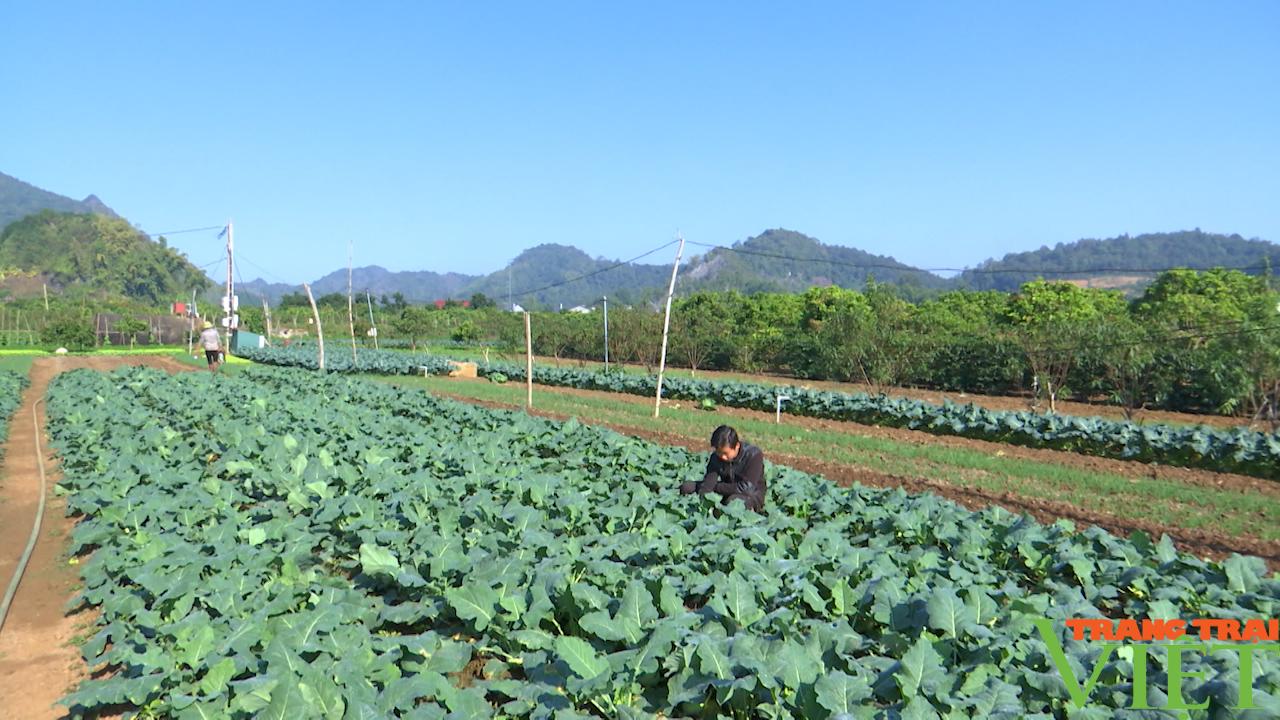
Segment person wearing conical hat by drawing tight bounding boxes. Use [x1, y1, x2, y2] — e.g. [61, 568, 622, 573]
[198, 320, 223, 373]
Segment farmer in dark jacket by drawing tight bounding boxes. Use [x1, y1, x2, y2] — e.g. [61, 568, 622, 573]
[679, 425, 767, 512]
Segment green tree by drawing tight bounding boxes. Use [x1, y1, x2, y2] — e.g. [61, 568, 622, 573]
[1005, 280, 1127, 412]
[451, 319, 479, 343]
[113, 315, 149, 349]
[469, 292, 496, 310]
[672, 292, 732, 375]
[1134, 269, 1275, 414]
[395, 306, 434, 350]
[41, 311, 94, 351]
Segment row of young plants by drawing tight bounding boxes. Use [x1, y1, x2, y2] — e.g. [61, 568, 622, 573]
[240, 345, 1280, 480]
[48, 365, 1280, 717]
[0, 369, 28, 453]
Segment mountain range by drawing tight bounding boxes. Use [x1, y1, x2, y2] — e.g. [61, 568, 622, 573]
[4, 170, 1279, 307]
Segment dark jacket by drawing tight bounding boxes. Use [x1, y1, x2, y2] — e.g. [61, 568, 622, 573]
[700, 442, 766, 504]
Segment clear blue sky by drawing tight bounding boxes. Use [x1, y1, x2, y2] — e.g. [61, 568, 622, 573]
[3, 2, 1276, 284]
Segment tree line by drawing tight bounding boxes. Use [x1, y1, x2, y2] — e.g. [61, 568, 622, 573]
[353, 269, 1279, 421]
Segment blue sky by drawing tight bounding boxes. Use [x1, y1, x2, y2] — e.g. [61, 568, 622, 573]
[2, 2, 1276, 284]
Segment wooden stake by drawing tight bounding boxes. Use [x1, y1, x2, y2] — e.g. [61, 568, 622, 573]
[42, 283, 49, 312]
[524, 311, 533, 410]
[365, 291, 378, 350]
[304, 283, 325, 370]
[262, 296, 273, 346]
[654, 234, 686, 418]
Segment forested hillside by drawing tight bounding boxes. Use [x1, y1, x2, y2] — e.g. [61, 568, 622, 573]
[958, 230, 1280, 291]
[0, 211, 211, 303]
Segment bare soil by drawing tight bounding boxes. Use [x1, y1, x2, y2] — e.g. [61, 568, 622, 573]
[0, 355, 192, 720]
[430, 381, 1280, 569]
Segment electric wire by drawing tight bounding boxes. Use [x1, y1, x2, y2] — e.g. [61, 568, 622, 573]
[142, 224, 226, 238]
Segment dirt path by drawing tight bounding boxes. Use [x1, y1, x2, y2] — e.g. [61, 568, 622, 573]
[0, 355, 192, 720]
[430, 386, 1280, 569]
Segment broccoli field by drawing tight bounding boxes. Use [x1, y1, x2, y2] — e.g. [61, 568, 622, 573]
[46, 366, 1280, 719]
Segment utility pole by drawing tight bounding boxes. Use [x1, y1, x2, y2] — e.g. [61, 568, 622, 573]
[188, 289, 197, 356]
[507, 266, 513, 311]
[654, 234, 686, 418]
[602, 296, 609, 371]
[222, 220, 235, 359]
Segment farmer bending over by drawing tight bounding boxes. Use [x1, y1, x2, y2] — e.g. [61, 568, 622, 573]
[199, 320, 223, 373]
[680, 425, 767, 512]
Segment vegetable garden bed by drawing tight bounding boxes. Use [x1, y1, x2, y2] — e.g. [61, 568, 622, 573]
[46, 365, 1280, 718]
[240, 346, 1280, 481]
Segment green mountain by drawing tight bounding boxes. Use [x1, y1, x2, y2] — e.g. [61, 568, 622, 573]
[0, 211, 212, 303]
[957, 230, 1280, 292]
[683, 228, 949, 299]
[465, 243, 671, 309]
[237, 228, 1279, 308]
[240, 231, 949, 309]
[0, 171, 119, 230]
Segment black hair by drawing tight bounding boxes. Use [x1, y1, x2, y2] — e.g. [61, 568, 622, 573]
[710, 425, 739, 450]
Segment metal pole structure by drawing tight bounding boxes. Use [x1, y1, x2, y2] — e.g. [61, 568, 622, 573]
[224, 221, 234, 359]
[365, 292, 378, 350]
[602, 296, 609, 372]
[653, 234, 686, 418]
[524, 311, 533, 410]
[304, 283, 325, 370]
[347, 241, 357, 364]
[188, 289, 197, 356]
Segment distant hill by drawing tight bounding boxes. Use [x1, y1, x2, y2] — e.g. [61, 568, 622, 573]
[232, 228, 1278, 308]
[465, 244, 671, 309]
[311, 265, 477, 303]
[234, 266, 481, 306]
[956, 230, 1280, 292]
[0, 171, 119, 230]
[236, 231, 951, 309]
[0, 211, 211, 303]
[683, 229, 950, 299]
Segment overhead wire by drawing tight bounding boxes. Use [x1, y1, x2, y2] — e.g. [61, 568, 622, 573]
[141, 224, 226, 238]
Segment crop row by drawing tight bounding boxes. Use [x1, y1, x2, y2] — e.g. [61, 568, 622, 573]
[46, 365, 1280, 718]
[240, 345, 1280, 480]
[0, 369, 28, 454]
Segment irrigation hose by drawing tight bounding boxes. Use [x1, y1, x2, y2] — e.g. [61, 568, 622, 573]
[0, 398, 47, 636]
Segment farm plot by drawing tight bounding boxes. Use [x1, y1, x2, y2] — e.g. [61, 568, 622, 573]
[240, 346, 1280, 481]
[48, 366, 1280, 718]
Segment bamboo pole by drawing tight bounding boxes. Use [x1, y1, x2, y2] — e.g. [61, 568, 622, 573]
[304, 283, 325, 370]
[524, 311, 533, 410]
[653, 235, 686, 418]
[263, 297, 274, 346]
